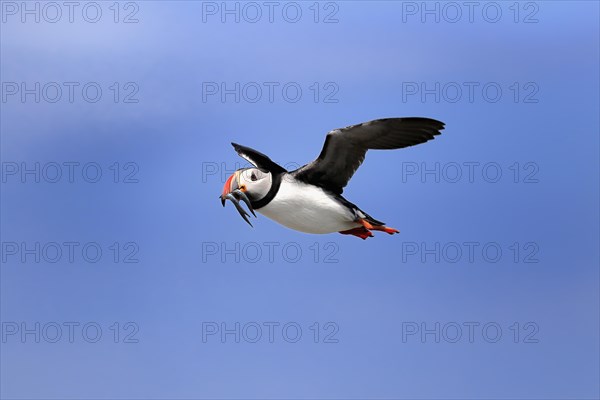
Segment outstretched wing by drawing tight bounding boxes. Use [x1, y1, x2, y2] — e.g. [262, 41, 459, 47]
[231, 142, 287, 174]
[291, 117, 445, 194]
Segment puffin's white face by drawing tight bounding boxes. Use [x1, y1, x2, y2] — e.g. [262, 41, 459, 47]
[237, 168, 272, 201]
[222, 168, 272, 204]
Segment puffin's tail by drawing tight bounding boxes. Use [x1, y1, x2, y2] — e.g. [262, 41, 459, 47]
[334, 195, 398, 239]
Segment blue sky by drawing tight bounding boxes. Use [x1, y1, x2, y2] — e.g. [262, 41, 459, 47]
[1, 1, 599, 399]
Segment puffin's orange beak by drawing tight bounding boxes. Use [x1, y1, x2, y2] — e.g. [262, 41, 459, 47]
[221, 170, 246, 207]
[221, 171, 239, 204]
[219, 171, 256, 226]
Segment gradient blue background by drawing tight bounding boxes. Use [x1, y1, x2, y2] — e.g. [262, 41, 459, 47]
[1, 1, 599, 399]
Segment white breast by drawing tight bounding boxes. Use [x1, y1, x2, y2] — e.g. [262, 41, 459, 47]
[257, 175, 359, 234]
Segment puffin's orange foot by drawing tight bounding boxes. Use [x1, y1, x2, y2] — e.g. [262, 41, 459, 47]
[358, 219, 399, 235]
[339, 227, 374, 240]
[378, 226, 399, 235]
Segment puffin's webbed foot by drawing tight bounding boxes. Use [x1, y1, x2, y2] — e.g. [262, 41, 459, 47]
[359, 219, 399, 235]
[339, 227, 374, 240]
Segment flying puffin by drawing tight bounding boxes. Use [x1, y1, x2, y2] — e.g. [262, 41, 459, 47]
[220, 117, 445, 239]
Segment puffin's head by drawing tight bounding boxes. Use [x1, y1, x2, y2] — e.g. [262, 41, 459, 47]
[222, 168, 272, 203]
[220, 168, 272, 225]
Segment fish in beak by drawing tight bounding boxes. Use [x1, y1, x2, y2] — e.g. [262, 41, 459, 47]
[220, 170, 256, 226]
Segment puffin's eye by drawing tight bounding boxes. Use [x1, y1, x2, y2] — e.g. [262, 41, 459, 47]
[250, 173, 257, 181]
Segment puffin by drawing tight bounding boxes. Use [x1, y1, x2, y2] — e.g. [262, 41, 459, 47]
[220, 117, 445, 239]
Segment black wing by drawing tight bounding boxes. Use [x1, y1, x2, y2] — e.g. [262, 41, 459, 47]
[231, 143, 287, 174]
[291, 117, 445, 194]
